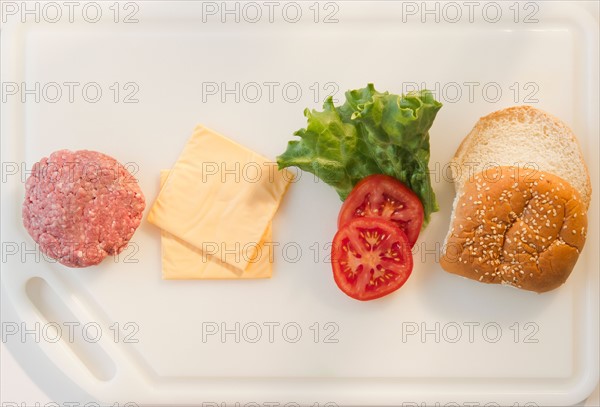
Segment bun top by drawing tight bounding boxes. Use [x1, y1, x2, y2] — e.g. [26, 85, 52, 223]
[441, 166, 588, 293]
[451, 105, 591, 208]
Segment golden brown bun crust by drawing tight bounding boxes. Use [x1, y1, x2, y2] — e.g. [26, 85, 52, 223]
[441, 166, 588, 293]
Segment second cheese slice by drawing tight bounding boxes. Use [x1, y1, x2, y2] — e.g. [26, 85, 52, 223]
[159, 171, 274, 279]
[147, 125, 292, 272]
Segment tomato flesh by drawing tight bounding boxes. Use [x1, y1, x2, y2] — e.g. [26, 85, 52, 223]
[338, 174, 424, 247]
[331, 217, 413, 301]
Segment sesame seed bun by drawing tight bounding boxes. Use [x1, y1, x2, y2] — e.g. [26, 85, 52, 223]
[440, 166, 588, 293]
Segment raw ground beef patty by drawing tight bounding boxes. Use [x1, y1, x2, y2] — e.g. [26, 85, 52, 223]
[23, 150, 146, 267]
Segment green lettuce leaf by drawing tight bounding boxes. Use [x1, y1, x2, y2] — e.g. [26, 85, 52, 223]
[277, 84, 442, 225]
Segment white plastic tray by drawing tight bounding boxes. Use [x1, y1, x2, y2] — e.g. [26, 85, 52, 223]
[1, 1, 598, 405]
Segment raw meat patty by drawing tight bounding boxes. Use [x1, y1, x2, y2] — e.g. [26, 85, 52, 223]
[23, 150, 145, 267]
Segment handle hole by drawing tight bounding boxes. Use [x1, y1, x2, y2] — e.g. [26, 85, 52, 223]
[25, 276, 117, 381]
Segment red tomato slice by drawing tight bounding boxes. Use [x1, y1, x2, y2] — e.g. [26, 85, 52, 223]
[338, 174, 424, 247]
[331, 217, 413, 301]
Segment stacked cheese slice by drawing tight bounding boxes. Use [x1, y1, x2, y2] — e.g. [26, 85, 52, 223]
[148, 125, 293, 279]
